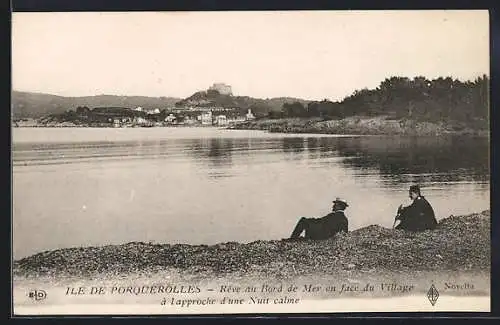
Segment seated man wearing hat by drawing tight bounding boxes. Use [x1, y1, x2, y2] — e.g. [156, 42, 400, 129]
[289, 198, 349, 240]
[395, 185, 437, 231]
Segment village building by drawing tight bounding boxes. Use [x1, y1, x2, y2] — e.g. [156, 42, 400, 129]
[215, 115, 228, 126]
[184, 116, 197, 125]
[209, 106, 230, 112]
[164, 114, 177, 124]
[227, 116, 246, 124]
[246, 109, 255, 120]
[146, 108, 161, 115]
[201, 111, 213, 125]
[134, 116, 148, 125]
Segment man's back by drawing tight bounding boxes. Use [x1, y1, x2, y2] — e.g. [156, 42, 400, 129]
[397, 196, 437, 231]
[321, 211, 348, 237]
[289, 198, 349, 240]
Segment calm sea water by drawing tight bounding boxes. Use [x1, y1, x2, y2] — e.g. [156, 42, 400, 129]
[12, 127, 490, 259]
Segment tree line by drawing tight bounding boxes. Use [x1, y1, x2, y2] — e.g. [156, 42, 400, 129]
[272, 75, 489, 129]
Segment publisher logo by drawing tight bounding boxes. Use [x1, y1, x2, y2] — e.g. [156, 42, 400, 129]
[28, 289, 47, 301]
[427, 284, 439, 306]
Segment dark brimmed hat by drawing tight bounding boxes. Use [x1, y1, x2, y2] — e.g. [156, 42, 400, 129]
[409, 185, 421, 194]
[333, 197, 349, 207]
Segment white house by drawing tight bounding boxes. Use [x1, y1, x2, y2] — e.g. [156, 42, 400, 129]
[246, 109, 255, 120]
[201, 111, 213, 125]
[164, 114, 177, 123]
[227, 116, 246, 124]
[184, 116, 197, 125]
[134, 116, 147, 125]
[134, 106, 143, 112]
[215, 115, 228, 126]
[147, 108, 161, 115]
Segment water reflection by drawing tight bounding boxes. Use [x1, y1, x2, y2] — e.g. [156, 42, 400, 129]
[282, 137, 306, 153]
[273, 136, 490, 184]
[177, 135, 489, 185]
[334, 136, 490, 184]
[184, 138, 237, 168]
[14, 133, 489, 184]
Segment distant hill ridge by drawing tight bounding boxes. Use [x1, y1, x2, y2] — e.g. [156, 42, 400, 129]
[11, 91, 181, 118]
[11, 90, 310, 118]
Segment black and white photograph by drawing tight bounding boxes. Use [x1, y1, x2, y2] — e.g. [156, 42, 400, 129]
[11, 10, 490, 314]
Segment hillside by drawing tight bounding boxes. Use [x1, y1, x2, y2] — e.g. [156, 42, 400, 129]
[12, 90, 310, 119]
[11, 91, 181, 118]
[175, 90, 310, 118]
[266, 76, 489, 130]
[230, 116, 489, 136]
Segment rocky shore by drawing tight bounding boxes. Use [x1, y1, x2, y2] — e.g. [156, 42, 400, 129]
[13, 211, 490, 281]
[230, 117, 488, 136]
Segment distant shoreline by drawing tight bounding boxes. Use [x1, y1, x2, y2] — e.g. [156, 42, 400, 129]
[12, 117, 490, 137]
[228, 117, 489, 137]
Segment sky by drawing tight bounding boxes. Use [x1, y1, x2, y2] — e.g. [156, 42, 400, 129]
[12, 10, 489, 101]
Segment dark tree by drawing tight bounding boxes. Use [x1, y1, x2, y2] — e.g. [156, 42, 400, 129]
[76, 106, 90, 114]
[282, 102, 307, 117]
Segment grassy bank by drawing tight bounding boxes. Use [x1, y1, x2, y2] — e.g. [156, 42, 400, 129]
[230, 117, 488, 136]
[13, 210, 490, 281]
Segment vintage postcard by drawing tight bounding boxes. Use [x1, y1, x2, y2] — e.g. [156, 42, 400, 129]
[11, 10, 490, 315]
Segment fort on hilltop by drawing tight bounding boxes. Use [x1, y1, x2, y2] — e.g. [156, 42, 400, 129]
[209, 82, 232, 95]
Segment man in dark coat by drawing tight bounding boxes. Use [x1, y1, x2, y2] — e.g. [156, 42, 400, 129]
[395, 185, 437, 231]
[290, 198, 349, 240]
